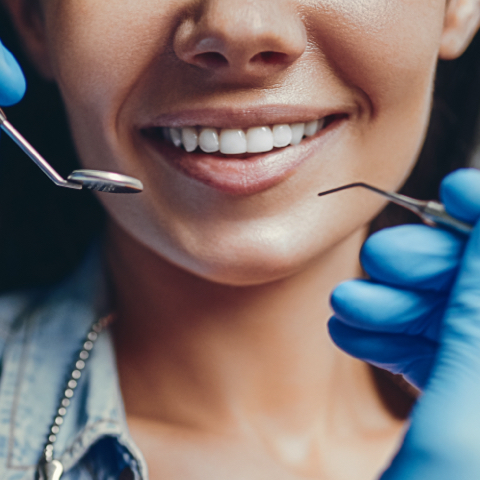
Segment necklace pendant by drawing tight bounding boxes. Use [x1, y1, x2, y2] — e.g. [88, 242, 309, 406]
[37, 459, 64, 480]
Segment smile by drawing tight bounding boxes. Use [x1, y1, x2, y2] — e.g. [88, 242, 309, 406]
[140, 111, 349, 195]
[158, 117, 328, 155]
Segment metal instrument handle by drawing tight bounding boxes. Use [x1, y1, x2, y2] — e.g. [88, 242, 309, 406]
[422, 201, 473, 235]
[0, 108, 82, 190]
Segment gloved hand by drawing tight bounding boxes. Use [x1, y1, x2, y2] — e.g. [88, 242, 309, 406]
[329, 168, 480, 479]
[0, 39, 25, 106]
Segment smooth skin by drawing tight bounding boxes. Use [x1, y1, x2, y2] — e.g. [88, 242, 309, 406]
[2, 0, 480, 479]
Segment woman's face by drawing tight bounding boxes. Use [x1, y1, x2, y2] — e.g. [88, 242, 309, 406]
[33, 0, 453, 284]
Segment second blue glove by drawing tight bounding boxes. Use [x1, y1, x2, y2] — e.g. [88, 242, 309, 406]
[0, 40, 25, 106]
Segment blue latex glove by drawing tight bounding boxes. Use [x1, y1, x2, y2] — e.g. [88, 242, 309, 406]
[0, 40, 25, 106]
[329, 168, 480, 479]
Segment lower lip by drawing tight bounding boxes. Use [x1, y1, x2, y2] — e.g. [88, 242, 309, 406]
[141, 120, 345, 195]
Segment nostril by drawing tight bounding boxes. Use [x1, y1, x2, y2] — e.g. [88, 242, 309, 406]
[194, 52, 229, 68]
[192, 51, 289, 70]
[252, 51, 289, 65]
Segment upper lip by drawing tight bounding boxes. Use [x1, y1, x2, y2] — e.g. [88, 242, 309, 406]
[138, 104, 355, 130]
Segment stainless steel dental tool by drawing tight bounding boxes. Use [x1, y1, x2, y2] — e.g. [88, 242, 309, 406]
[317, 182, 473, 235]
[0, 108, 143, 193]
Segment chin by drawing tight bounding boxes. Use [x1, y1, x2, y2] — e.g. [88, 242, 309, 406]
[182, 249, 312, 287]
[164, 236, 316, 287]
[156, 223, 360, 287]
[104, 181, 371, 287]
[109, 215, 327, 287]
[161, 227, 364, 287]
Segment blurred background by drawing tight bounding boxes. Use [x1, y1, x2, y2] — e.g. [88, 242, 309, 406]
[0, 5, 479, 293]
[0, 5, 105, 292]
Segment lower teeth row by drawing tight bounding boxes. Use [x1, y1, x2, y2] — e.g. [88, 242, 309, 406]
[162, 118, 326, 155]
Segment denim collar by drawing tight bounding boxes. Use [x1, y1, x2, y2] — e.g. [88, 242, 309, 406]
[0, 248, 148, 480]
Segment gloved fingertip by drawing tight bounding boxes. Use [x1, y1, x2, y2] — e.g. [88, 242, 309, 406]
[331, 278, 443, 336]
[330, 279, 391, 325]
[329, 317, 436, 389]
[361, 224, 463, 290]
[360, 226, 415, 276]
[440, 168, 480, 223]
[330, 280, 359, 319]
[0, 43, 26, 105]
[328, 316, 379, 363]
[327, 316, 350, 346]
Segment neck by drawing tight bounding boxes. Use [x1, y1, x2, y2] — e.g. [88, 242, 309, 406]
[107, 222, 395, 438]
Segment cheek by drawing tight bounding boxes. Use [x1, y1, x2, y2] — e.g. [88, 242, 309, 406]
[303, 0, 446, 188]
[308, 0, 445, 109]
[43, 1, 181, 118]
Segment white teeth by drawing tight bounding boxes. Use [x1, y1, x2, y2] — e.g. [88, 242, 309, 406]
[199, 128, 220, 153]
[182, 127, 198, 152]
[170, 128, 182, 147]
[220, 129, 247, 154]
[304, 120, 318, 137]
[272, 124, 292, 148]
[246, 126, 274, 153]
[290, 123, 305, 145]
[164, 117, 327, 154]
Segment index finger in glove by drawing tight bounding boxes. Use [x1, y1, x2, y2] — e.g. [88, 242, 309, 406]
[331, 279, 446, 337]
[0, 40, 26, 106]
[440, 168, 480, 224]
[361, 168, 480, 293]
[361, 224, 464, 292]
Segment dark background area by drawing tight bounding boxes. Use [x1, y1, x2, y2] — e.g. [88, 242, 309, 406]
[0, 7, 480, 293]
[0, 6, 105, 292]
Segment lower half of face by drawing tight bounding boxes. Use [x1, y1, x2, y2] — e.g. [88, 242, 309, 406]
[48, 0, 445, 285]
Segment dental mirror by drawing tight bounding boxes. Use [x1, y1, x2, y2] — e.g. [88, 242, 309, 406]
[0, 108, 143, 193]
[67, 170, 143, 193]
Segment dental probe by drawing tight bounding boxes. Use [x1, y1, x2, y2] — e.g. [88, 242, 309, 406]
[318, 182, 473, 235]
[0, 108, 143, 193]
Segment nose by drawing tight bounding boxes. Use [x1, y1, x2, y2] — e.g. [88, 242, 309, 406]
[173, 0, 307, 82]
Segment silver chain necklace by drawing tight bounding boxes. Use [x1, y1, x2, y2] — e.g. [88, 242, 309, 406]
[37, 314, 114, 480]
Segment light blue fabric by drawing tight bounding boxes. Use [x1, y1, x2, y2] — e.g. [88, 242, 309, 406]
[0, 42, 143, 480]
[0, 248, 148, 480]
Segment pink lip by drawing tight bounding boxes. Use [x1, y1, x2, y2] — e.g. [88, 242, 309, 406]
[138, 104, 355, 130]
[142, 117, 347, 196]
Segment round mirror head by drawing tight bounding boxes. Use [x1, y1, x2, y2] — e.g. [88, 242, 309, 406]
[67, 170, 143, 193]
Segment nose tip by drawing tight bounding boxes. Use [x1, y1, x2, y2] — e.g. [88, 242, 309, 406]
[173, 0, 307, 80]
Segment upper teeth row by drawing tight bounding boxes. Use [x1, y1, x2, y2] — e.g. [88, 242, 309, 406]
[162, 118, 326, 155]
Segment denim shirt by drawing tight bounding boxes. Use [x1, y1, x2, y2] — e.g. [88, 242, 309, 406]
[0, 249, 149, 480]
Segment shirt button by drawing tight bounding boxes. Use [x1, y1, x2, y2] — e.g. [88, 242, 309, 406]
[118, 466, 135, 480]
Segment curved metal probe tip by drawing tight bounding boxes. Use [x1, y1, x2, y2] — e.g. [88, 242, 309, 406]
[318, 182, 424, 212]
[0, 108, 143, 194]
[318, 181, 473, 235]
[318, 182, 386, 199]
